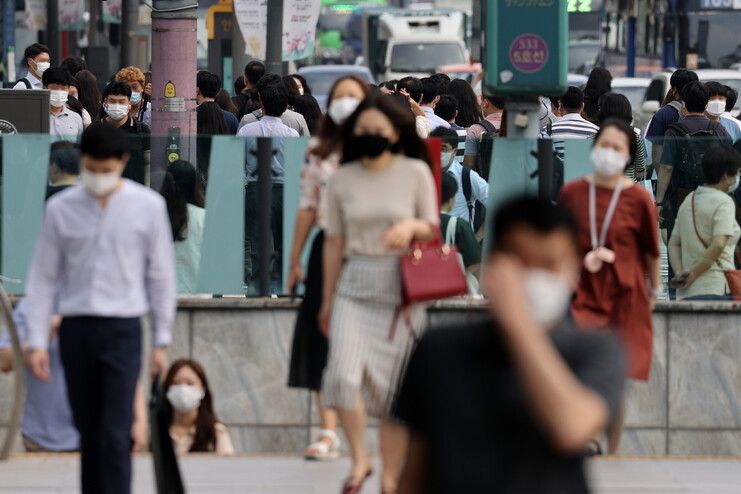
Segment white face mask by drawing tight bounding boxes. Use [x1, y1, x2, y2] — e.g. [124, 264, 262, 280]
[707, 99, 726, 117]
[729, 174, 740, 194]
[105, 103, 129, 121]
[80, 169, 121, 197]
[49, 90, 69, 108]
[441, 151, 454, 169]
[591, 147, 630, 177]
[523, 269, 573, 329]
[32, 60, 50, 76]
[167, 384, 205, 413]
[298, 87, 304, 96]
[328, 97, 361, 125]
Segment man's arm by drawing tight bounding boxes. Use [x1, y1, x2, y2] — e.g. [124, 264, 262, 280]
[145, 198, 177, 376]
[483, 256, 618, 454]
[397, 433, 430, 494]
[655, 163, 674, 207]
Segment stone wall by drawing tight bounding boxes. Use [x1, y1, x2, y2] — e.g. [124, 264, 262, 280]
[1, 299, 740, 455]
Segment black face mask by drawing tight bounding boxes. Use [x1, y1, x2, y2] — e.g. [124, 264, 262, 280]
[355, 134, 390, 158]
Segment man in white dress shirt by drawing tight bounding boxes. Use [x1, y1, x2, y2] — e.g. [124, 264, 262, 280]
[26, 123, 176, 494]
[13, 43, 50, 90]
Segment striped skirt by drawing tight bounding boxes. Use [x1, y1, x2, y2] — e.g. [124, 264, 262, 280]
[321, 256, 425, 419]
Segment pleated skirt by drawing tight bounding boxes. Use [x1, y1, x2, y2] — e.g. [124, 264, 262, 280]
[321, 256, 425, 419]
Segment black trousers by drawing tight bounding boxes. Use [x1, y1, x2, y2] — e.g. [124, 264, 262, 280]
[59, 317, 142, 494]
[245, 182, 284, 293]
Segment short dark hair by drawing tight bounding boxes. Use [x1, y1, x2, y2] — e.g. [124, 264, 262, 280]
[234, 76, 246, 94]
[705, 81, 726, 98]
[485, 95, 507, 110]
[42, 67, 73, 87]
[681, 81, 710, 114]
[50, 140, 79, 175]
[725, 85, 738, 112]
[258, 85, 289, 117]
[561, 86, 585, 113]
[81, 122, 127, 160]
[430, 126, 459, 149]
[24, 43, 49, 62]
[61, 57, 86, 76]
[441, 172, 458, 204]
[670, 68, 699, 92]
[397, 76, 423, 103]
[597, 92, 633, 125]
[103, 80, 132, 100]
[702, 144, 741, 185]
[432, 73, 451, 95]
[256, 72, 283, 92]
[435, 94, 458, 122]
[492, 196, 577, 252]
[197, 70, 222, 99]
[380, 80, 398, 91]
[420, 77, 439, 104]
[244, 61, 266, 86]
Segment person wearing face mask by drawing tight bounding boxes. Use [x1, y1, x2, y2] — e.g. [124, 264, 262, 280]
[25, 123, 176, 494]
[394, 197, 625, 494]
[319, 94, 438, 494]
[115, 66, 147, 123]
[558, 119, 661, 455]
[13, 43, 50, 89]
[646, 69, 698, 160]
[42, 68, 84, 141]
[705, 82, 741, 144]
[431, 127, 488, 238]
[88, 81, 152, 186]
[669, 145, 741, 300]
[287, 75, 371, 462]
[164, 359, 234, 455]
[462, 94, 506, 170]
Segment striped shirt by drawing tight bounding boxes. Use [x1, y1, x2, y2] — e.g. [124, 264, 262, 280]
[541, 113, 599, 159]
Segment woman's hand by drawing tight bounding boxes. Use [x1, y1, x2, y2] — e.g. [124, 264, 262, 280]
[288, 263, 305, 292]
[131, 419, 149, 452]
[319, 301, 332, 338]
[383, 220, 416, 250]
[673, 270, 697, 290]
[144, 82, 152, 98]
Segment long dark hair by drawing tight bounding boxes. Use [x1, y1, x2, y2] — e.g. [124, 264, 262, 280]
[215, 88, 237, 116]
[197, 101, 228, 135]
[159, 160, 205, 242]
[449, 78, 483, 127]
[341, 93, 432, 166]
[293, 94, 322, 135]
[313, 75, 372, 159]
[75, 70, 102, 122]
[283, 75, 301, 108]
[164, 359, 220, 453]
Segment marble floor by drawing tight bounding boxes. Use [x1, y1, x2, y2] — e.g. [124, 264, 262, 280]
[1, 455, 740, 493]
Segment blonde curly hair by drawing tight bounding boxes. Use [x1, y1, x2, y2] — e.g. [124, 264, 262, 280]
[115, 66, 145, 86]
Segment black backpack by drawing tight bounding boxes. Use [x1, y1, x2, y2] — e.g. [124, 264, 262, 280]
[668, 120, 723, 191]
[474, 119, 498, 180]
[18, 78, 31, 89]
[461, 167, 486, 234]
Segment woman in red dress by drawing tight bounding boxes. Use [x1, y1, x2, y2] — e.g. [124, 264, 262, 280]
[558, 118, 661, 454]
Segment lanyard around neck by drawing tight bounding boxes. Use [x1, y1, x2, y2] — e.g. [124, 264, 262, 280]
[589, 178, 623, 250]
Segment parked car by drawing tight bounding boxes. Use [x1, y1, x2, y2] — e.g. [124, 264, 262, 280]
[633, 69, 741, 132]
[298, 65, 376, 110]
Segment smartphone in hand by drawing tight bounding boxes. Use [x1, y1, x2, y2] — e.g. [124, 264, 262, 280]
[669, 274, 689, 289]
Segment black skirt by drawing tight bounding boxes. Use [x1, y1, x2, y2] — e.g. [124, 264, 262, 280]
[287, 231, 328, 391]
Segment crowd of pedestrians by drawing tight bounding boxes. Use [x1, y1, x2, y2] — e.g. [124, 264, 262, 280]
[7, 41, 741, 494]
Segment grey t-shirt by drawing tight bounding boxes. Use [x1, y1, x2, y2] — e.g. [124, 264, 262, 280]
[0, 299, 80, 451]
[237, 109, 310, 136]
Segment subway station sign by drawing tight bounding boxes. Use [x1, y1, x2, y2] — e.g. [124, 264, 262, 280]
[484, 0, 568, 96]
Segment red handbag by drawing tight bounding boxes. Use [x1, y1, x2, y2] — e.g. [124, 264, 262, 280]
[400, 237, 469, 304]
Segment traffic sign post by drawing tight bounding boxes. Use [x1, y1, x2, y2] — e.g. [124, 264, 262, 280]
[483, 0, 568, 97]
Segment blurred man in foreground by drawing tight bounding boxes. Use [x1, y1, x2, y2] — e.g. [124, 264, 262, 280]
[395, 197, 625, 494]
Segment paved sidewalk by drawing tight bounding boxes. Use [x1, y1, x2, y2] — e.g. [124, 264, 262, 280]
[1, 455, 741, 493]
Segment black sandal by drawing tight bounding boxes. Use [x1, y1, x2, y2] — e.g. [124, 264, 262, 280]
[584, 439, 603, 457]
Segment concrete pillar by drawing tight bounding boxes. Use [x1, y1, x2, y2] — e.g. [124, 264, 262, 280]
[150, 0, 198, 188]
[121, 0, 139, 68]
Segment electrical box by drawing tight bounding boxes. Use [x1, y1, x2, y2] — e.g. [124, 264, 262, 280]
[483, 0, 568, 96]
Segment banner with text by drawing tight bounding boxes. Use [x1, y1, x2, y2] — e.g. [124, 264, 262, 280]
[24, 0, 85, 30]
[234, 0, 268, 60]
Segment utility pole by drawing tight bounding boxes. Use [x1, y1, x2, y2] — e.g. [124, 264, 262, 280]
[150, 0, 198, 190]
[265, 0, 283, 75]
[47, 0, 60, 66]
[121, 0, 139, 68]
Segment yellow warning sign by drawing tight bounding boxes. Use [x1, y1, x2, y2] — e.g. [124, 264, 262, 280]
[165, 81, 176, 98]
[168, 152, 179, 163]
